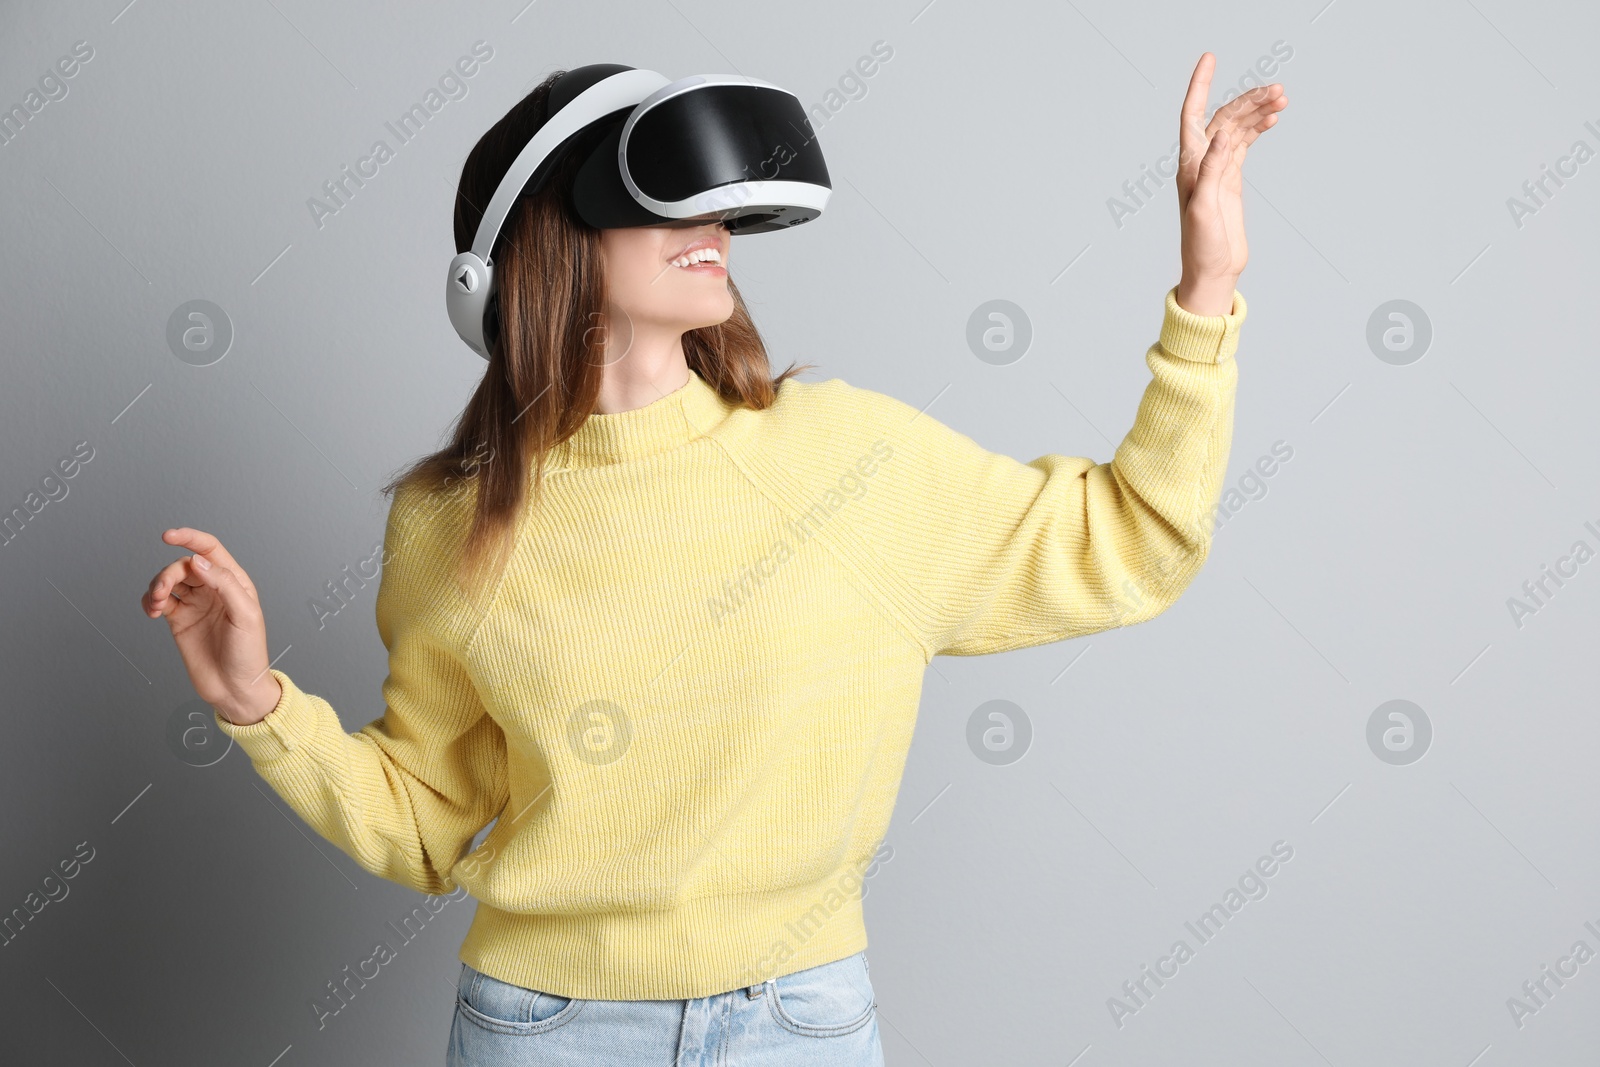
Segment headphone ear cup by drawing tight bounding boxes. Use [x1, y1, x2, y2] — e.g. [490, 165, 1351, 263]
[482, 288, 503, 355]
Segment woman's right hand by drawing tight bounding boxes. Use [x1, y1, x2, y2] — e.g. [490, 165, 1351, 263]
[142, 528, 282, 726]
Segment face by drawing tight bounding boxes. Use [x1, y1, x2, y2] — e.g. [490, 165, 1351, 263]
[597, 220, 734, 358]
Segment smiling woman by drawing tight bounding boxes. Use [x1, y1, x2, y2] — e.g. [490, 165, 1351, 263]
[143, 53, 1286, 1067]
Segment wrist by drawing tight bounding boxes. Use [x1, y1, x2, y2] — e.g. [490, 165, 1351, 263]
[218, 674, 282, 726]
[1174, 275, 1239, 317]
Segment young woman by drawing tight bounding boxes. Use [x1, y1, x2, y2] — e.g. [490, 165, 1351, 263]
[142, 53, 1285, 1067]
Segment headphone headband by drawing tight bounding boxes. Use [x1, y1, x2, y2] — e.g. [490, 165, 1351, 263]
[469, 68, 669, 265]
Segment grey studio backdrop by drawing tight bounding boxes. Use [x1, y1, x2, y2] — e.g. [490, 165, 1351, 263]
[2, 0, 1597, 1064]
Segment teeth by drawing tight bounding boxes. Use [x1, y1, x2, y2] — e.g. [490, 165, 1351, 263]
[671, 247, 722, 268]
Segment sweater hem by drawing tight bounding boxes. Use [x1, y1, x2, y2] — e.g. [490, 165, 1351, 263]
[456, 873, 870, 1000]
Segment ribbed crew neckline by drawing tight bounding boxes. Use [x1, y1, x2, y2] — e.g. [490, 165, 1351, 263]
[550, 368, 732, 470]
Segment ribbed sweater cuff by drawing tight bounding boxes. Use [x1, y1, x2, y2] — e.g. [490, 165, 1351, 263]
[213, 669, 323, 764]
[1160, 285, 1247, 363]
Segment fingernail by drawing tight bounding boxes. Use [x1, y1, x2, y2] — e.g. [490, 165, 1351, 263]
[193, 555, 211, 571]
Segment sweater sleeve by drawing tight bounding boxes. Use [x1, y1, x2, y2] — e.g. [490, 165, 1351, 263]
[850, 285, 1244, 659]
[212, 487, 509, 895]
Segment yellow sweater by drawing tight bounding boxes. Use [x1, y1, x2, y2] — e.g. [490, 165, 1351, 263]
[216, 285, 1245, 1000]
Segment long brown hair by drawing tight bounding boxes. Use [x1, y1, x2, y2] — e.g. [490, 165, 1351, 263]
[381, 70, 813, 608]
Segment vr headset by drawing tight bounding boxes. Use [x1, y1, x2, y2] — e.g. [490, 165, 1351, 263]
[446, 63, 832, 359]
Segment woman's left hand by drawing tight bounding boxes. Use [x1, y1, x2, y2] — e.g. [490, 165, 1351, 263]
[1174, 53, 1288, 316]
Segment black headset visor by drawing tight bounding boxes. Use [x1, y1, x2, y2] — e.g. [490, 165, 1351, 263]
[572, 83, 830, 233]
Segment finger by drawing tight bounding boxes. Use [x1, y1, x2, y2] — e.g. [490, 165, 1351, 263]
[162, 528, 247, 579]
[146, 557, 197, 617]
[1210, 82, 1282, 124]
[1193, 126, 1231, 206]
[147, 579, 195, 620]
[1207, 84, 1285, 140]
[1231, 109, 1280, 159]
[1219, 93, 1287, 164]
[148, 578, 197, 619]
[1178, 53, 1216, 181]
[161, 527, 258, 596]
[1199, 88, 1284, 179]
[185, 552, 260, 623]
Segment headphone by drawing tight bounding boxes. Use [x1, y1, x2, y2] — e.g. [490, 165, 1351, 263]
[445, 63, 832, 359]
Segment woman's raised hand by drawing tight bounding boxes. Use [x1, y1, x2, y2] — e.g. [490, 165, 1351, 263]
[142, 528, 282, 726]
[1174, 52, 1288, 316]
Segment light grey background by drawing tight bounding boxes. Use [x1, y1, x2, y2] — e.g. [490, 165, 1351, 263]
[3, 0, 1597, 1064]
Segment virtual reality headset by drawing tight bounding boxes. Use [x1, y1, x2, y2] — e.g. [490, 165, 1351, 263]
[446, 63, 833, 359]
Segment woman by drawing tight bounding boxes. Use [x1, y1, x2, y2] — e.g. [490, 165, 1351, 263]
[141, 53, 1285, 1066]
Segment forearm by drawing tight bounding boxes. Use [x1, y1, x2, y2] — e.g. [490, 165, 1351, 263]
[215, 669, 499, 896]
[1098, 286, 1244, 620]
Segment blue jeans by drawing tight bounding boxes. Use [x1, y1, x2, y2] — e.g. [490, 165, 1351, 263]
[447, 951, 884, 1066]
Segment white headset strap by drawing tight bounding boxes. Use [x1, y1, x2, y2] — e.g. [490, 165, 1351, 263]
[469, 68, 670, 265]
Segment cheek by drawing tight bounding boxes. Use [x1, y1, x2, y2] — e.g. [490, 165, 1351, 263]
[614, 263, 682, 317]
[606, 260, 653, 308]
[600, 235, 662, 293]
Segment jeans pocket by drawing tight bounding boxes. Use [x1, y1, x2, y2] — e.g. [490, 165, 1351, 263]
[455, 962, 586, 1035]
[767, 952, 876, 1038]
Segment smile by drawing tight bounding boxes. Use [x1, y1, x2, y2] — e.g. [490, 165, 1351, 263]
[669, 246, 725, 274]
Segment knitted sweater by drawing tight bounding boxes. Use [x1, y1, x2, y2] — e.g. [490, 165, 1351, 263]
[215, 285, 1245, 1000]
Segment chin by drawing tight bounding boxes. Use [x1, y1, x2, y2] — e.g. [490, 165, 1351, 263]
[684, 294, 736, 330]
